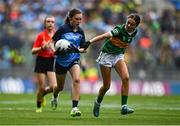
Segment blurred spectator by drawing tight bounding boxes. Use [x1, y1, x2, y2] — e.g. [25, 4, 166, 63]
[170, 34, 180, 69]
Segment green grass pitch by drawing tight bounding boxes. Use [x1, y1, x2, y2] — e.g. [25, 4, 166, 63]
[0, 93, 180, 125]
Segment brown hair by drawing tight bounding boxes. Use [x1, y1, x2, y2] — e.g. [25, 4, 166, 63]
[64, 8, 82, 24]
[127, 13, 141, 26]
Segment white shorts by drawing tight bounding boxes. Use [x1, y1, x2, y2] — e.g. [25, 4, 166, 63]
[96, 52, 124, 67]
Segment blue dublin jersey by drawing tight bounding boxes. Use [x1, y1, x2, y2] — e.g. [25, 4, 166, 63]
[52, 23, 85, 67]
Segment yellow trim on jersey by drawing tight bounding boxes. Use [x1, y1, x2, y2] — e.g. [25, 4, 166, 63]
[110, 37, 129, 48]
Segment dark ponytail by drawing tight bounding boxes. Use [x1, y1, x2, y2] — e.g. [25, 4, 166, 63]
[64, 8, 82, 24]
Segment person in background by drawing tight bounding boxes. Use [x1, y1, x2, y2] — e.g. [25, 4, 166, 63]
[84, 13, 141, 117]
[32, 15, 57, 113]
[51, 8, 87, 117]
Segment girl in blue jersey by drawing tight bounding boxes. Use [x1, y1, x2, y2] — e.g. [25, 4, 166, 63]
[51, 8, 86, 117]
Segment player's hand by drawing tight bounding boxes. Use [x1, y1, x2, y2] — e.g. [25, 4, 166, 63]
[54, 47, 60, 55]
[48, 41, 55, 52]
[41, 42, 50, 50]
[67, 44, 80, 53]
[81, 41, 91, 50]
[79, 48, 87, 53]
[54, 48, 67, 55]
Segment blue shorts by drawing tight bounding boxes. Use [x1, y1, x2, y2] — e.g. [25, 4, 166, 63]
[55, 60, 79, 75]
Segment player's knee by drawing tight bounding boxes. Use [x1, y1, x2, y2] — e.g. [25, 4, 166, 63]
[73, 78, 80, 85]
[122, 76, 129, 84]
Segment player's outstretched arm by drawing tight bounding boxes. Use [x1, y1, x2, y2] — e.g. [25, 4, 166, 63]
[79, 32, 111, 51]
[89, 32, 111, 44]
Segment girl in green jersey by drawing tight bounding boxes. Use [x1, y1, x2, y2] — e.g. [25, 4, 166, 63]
[85, 13, 141, 117]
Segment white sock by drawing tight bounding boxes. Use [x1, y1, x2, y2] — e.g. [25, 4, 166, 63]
[122, 104, 127, 108]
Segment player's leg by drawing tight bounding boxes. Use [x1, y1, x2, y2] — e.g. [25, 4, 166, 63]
[69, 64, 81, 117]
[51, 73, 66, 110]
[39, 72, 56, 107]
[44, 72, 57, 95]
[93, 64, 111, 117]
[97, 64, 111, 102]
[51, 61, 67, 110]
[114, 60, 134, 115]
[36, 73, 46, 112]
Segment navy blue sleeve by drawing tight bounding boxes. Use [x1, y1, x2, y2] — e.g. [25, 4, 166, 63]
[52, 27, 63, 43]
[80, 30, 86, 48]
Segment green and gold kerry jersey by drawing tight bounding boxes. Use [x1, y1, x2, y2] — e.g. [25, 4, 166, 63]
[102, 24, 137, 54]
